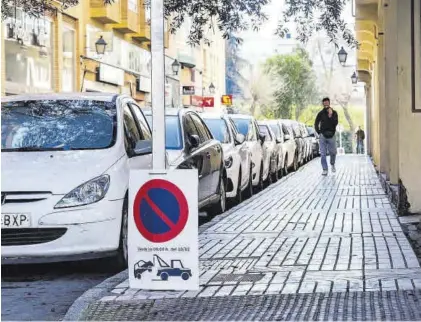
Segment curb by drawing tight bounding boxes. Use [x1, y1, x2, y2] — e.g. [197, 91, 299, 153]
[63, 269, 128, 321]
[63, 162, 308, 321]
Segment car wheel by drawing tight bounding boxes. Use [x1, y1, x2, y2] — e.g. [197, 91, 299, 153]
[135, 272, 142, 279]
[160, 272, 169, 281]
[234, 169, 243, 205]
[283, 156, 289, 176]
[293, 154, 299, 172]
[181, 272, 190, 281]
[110, 197, 128, 271]
[254, 163, 264, 193]
[242, 166, 253, 200]
[209, 175, 226, 216]
[272, 161, 279, 183]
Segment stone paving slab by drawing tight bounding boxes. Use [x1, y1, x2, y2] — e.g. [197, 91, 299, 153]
[78, 155, 421, 320]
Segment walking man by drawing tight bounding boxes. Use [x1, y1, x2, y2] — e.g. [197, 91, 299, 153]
[314, 97, 339, 176]
[355, 126, 365, 154]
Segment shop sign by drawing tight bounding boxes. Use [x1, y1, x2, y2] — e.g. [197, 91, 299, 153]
[221, 94, 233, 106]
[190, 95, 203, 107]
[165, 83, 173, 106]
[98, 63, 124, 86]
[202, 97, 215, 108]
[182, 86, 195, 95]
[138, 75, 152, 93]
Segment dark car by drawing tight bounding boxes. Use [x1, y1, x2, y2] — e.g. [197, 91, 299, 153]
[306, 126, 320, 157]
[144, 109, 226, 215]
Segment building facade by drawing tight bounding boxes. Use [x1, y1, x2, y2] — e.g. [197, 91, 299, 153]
[355, 0, 421, 214]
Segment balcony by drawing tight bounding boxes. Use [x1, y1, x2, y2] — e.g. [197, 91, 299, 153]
[132, 25, 150, 43]
[112, 0, 139, 34]
[90, 0, 121, 24]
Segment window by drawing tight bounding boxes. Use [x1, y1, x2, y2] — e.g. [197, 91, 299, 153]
[183, 114, 200, 140]
[123, 105, 142, 150]
[258, 125, 273, 141]
[190, 113, 212, 143]
[270, 124, 282, 141]
[203, 118, 230, 143]
[128, 0, 138, 12]
[130, 104, 152, 140]
[62, 25, 75, 92]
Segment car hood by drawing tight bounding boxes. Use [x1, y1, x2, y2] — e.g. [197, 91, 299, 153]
[1, 150, 120, 194]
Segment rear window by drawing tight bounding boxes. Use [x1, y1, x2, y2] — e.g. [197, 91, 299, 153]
[203, 118, 230, 143]
[258, 125, 273, 140]
[1, 100, 116, 151]
[231, 118, 250, 137]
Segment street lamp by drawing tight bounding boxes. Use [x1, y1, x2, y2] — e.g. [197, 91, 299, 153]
[209, 82, 215, 94]
[95, 36, 107, 55]
[172, 59, 180, 76]
[351, 71, 358, 84]
[337, 46, 348, 65]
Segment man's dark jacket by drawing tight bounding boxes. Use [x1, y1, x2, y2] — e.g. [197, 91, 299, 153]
[314, 108, 339, 138]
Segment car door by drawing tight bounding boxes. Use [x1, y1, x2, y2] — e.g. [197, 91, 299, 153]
[182, 113, 210, 202]
[123, 103, 152, 170]
[189, 113, 221, 198]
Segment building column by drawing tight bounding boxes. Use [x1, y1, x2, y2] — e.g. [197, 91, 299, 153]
[377, 32, 390, 174]
[384, 0, 399, 184]
[1, 23, 6, 95]
[365, 84, 372, 155]
[53, 12, 63, 92]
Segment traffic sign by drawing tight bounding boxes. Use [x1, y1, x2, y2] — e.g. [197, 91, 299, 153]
[129, 170, 199, 291]
[133, 179, 188, 243]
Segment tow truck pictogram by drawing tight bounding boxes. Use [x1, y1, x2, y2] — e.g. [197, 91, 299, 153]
[153, 254, 192, 281]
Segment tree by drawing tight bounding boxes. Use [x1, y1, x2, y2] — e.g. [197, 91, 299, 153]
[264, 48, 319, 119]
[1, 0, 357, 47]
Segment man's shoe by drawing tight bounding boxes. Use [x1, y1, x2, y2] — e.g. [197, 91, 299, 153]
[322, 169, 328, 176]
[331, 165, 336, 173]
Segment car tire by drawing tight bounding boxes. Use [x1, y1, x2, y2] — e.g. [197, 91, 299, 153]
[135, 272, 142, 279]
[293, 154, 299, 172]
[254, 162, 264, 193]
[209, 175, 226, 216]
[242, 166, 253, 200]
[181, 272, 190, 281]
[234, 169, 243, 205]
[272, 161, 279, 183]
[283, 155, 289, 176]
[160, 272, 169, 281]
[110, 197, 128, 271]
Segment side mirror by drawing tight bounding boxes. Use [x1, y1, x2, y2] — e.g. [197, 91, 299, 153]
[133, 140, 152, 155]
[276, 137, 282, 144]
[284, 134, 290, 141]
[189, 134, 200, 149]
[259, 133, 266, 145]
[234, 133, 245, 145]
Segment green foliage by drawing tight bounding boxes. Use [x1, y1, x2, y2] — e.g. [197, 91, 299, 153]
[1, 0, 356, 47]
[263, 49, 319, 120]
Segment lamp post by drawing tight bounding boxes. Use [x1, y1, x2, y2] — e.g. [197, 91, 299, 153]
[351, 71, 358, 84]
[172, 59, 180, 76]
[337, 46, 348, 65]
[95, 35, 107, 55]
[209, 82, 215, 94]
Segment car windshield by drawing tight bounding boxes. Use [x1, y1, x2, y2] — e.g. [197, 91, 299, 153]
[145, 115, 182, 149]
[1, 100, 116, 151]
[269, 124, 281, 139]
[231, 118, 249, 136]
[203, 118, 230, 143]
[307, 127, 315, 135]
[258, 125, 272, 141]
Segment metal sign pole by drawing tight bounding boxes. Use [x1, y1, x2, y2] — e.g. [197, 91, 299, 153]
[151, 0, 166, 170]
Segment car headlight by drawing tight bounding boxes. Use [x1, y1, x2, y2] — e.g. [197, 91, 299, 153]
[224, 156, 233, 168]
[54, 175, 110, 209]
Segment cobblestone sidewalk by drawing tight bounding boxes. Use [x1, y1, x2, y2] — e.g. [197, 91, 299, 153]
[78, 156, 421, 321]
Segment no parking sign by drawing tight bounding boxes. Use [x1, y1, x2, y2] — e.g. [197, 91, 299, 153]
[128, 170, 199, 290]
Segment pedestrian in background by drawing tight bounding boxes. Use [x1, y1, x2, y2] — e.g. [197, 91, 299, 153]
[355, 126, 365, 154]
[314, 97, 339, 176]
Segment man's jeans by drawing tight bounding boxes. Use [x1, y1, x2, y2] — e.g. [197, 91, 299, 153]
[320, 134, 337, 170]
[356, 140, 364, 154]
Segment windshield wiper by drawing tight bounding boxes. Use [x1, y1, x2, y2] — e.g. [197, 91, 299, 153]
[2, 146, 66, 152]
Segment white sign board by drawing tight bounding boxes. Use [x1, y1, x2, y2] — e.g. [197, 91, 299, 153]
[129, 170, 199, 290]
[99, 64, 124, 86]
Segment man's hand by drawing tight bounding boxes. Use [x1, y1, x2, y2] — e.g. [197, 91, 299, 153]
[328, 108, 333, 118]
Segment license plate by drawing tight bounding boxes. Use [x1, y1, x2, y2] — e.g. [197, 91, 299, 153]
[1, 213, 31, 228]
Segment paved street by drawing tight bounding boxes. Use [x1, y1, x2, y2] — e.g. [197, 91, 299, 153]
[1, 260, 117, 321]
[76, 155, 421, 320]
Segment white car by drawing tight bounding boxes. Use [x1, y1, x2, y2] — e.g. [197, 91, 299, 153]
[202, 113, 253, 204]
[258, 122, 282, 184]
[277, 121, 298, 173]
[229, 114, 265, 192]
[260, 120, 285, 179]
[1, 93, 153, 267]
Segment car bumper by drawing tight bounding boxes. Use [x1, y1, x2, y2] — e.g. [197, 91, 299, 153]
[226, 166, 239, 198]
[1, 199, 123, 265]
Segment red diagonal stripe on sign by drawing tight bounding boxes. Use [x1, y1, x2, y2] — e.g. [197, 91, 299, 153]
[143, 193, 177, 230]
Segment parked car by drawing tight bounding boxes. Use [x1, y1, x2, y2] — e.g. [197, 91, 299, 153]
[1, 93, 155, 267]
[280, 120, 304, 168]
[299, 123, 313, 162]
[144, 109, 226, 216]
[201, 113, 253, 204]
[279, 122, 298, 172]
[229, 114, 266, 191]
[258, 121, 283, 182]
[306, 126, 320, 157]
